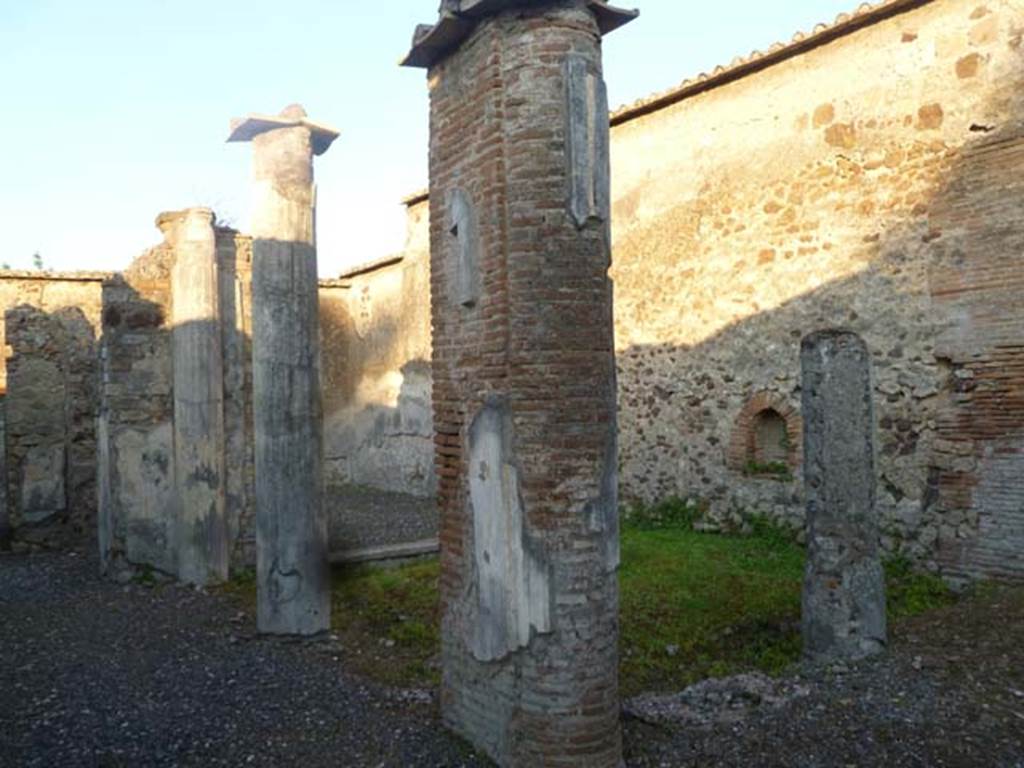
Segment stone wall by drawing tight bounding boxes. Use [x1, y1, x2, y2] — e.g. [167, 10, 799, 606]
[321, 199, 435, 498]
[216, 230, 256, 567]
[608, 0, 1024, 579]
[97, 245, 176, 573]
[341, 0, 1024, 582]
[98, 222, 257, 576]
[90, 203, 431, 576]
[6, 0, 1023, 585]
[0, 273, 105, 548]
[929, 116, 1024, 580]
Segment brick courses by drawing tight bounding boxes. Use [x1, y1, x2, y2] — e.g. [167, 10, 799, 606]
[409, 1, 630, 763]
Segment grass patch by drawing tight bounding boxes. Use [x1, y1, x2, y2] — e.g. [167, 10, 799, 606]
[884, 555, 958, 619]
[134, 564, 159, 587]
[330, 559, 441, 687]
[220, 566, 256, 600]
[618, 524, 804, 696]
[219, 520, 958, 695]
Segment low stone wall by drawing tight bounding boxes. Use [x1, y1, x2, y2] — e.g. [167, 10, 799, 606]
[0, 272, 105, 548]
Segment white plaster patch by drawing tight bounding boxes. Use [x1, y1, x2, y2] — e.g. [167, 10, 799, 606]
[20, 444, 66, 524]
[115, 423, 176, 573]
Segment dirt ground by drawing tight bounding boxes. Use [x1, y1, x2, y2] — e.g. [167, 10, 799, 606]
[2, 549, 1022, 767]
[624, 581, 1024, 767]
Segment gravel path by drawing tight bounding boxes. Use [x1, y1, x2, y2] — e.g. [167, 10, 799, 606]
[3, 549, 1022, 767]
[0, 550, 484, 768]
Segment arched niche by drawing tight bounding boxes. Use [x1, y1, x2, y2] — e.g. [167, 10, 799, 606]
[727, 391, 803, 478]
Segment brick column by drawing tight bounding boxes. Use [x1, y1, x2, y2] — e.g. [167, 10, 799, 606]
[228, 105, 338, 635]
[404, 2, 637, 765]
[801, 329, 887, 661]
[163, 207, 229, 586]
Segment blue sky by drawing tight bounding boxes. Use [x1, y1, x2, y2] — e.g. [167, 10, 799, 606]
[0, 1, 856, 275]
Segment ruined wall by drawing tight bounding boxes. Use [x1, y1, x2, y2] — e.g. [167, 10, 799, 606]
[216, 230, 256, 566]
[609, 0, 1024, 577]
[929, 107, 1024, 581]
[0, 400, 6, 546]
[0, 207, 430, 562]
[8, 2, 1021, 585]
[321, 199, 434, 498]
[98, 226, 257, 575]
[353, 0, 1024, 580]
[98, 247, 176, 573]
[90, 200, 431, 575]
[89, 203, 434, 575]
[0, 273, 105, 548]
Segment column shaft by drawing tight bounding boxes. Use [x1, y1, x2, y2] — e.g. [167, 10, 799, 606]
[168, 208, 229, 586]
[248, 121, 329, 635]
[801, 329, 887, 662]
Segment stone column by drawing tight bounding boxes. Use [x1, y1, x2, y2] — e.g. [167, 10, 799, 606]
[403, 3, 637, 765]
[800, 329, 887, 662]
[228, 105, 339, 635]
[163, 208, 228, 586]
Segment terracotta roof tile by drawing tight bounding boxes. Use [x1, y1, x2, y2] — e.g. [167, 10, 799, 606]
[610, 0, 933, 125]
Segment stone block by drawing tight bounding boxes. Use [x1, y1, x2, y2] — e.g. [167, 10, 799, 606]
[800, 330, 887, 663]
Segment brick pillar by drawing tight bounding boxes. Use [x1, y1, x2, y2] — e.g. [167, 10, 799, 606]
[228, 106, 339, 635]
[404, 2, 637, 764]
[800, 329, 887, 662]
[162, 207, 229, 587]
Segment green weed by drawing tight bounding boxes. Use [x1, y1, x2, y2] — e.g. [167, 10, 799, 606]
[622, 497, 704, 530]
[217, 507, 963, 695]
[884, 555, 957, 618]
[743, 460, 794, 481]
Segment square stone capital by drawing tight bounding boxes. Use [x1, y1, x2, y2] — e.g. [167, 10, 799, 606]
[401, 0, 638, 68]
[156, 208, 215, 245]
[227, 107, 340, 156]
